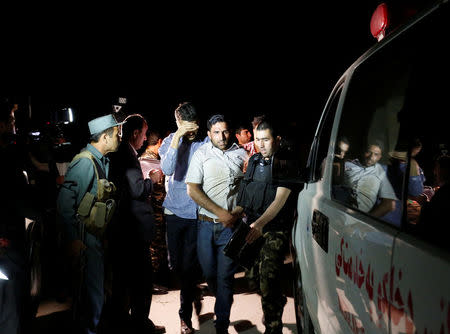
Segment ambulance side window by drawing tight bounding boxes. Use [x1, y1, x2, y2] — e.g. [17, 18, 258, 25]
[311, 87, 342, 182]
[401, 5, 449, 250]
[331, 31, 414, 226]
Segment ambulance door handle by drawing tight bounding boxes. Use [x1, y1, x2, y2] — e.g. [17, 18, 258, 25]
[312, 210, 329, 253]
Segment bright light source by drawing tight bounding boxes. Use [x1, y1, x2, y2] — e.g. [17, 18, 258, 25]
[23, 170, 29, 184]
[25, 218, 34, 230]
[370, 3, 389, 42]
[68, 108, 73, 122]
[64, 121, 69, 124]
[0, 269, 8, 280]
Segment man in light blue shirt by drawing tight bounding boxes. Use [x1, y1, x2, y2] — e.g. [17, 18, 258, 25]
[344, 141, 397, 217]
[158, 102, 207, 334]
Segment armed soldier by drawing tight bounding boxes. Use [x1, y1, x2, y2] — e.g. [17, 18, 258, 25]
[57, 114, 122, 334]
[232, 119, 295, 334]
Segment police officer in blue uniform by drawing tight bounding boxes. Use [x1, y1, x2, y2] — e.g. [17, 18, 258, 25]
[57, 114, 122, 334]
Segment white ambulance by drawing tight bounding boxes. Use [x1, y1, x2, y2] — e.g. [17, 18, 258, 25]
[283, 1, 450, 333]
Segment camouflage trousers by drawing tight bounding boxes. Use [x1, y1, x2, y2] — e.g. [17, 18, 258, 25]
[246, 230, 289, 334]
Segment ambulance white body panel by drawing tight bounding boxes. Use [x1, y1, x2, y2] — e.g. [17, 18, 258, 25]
[289, 2, 450, 333]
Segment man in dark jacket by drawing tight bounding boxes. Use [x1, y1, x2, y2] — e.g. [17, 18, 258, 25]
[233, 119, 294, 334]
[109, 114, 165, 334]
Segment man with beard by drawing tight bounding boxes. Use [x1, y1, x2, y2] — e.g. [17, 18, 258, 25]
[344, 140, 397, 216]
[186, 114, 248, 334]
[232, 119, 294, 334]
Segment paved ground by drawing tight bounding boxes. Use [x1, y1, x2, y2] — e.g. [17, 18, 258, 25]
[31, 265, 298, 333]
[148, 272, 298, 334]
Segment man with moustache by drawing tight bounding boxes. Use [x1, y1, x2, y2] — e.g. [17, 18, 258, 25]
[344, 140, 397, 216]
[108, 114, 165, 334]
[57, 114, 123, 334]
[232, 119, 294, 334]
[186, 114, 248, 334]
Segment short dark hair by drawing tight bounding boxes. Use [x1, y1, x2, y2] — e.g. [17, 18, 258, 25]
[335, 136, 350, 155]
[90, 127, 115, 143]
[413, 137, 422, 149]
[338, 136, 350, 146]
[122, 114, 146, 141]
[235, 125, 249, 135]
[207, 114, 228, 131]
[251, 115, 266, 129]
[147, 130, 161, 146]
[255, 119, 279, 138]
[367, 139, 384, 153]
[175, 102, 198, 122]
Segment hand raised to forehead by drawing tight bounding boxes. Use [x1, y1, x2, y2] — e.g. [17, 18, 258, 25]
[177, 121, 199, 136]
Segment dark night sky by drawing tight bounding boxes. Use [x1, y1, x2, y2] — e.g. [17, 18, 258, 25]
[5, 1, 380, 151]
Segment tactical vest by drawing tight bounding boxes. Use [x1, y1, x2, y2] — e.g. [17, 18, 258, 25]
[73, 150, 117, 238]
[237, 153, 294, 233]
[238, 154, 277, 217]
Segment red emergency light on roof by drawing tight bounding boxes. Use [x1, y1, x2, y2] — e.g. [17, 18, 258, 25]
[370, 3, 389, 42]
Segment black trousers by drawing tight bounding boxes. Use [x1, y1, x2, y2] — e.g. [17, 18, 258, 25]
[165, 214, 201, 324]
[110, 239, 153, 325]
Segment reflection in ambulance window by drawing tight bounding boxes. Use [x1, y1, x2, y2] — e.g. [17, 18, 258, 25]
[384, 138, 426, 226]
[330, 30, 409, 225]
[332, 136, 350, 185]
[341, 141, 397, 217]
[396, 3, 449, 249]
[415, 154, 450, 251]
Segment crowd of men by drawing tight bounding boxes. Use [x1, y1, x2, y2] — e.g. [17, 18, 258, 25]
[2, 97, 448, 334]
[1, 100, 296, 334]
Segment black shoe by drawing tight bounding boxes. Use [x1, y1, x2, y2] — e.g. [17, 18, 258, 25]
[146, 319, 166, 334]
[108, 312, 133, 330]
[153, 284, 169, 295]
[133, 318, 166, 334]
[181, 319, 195, 334]
[152, 325, 167, 334]
[215, 329, 228, 334]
